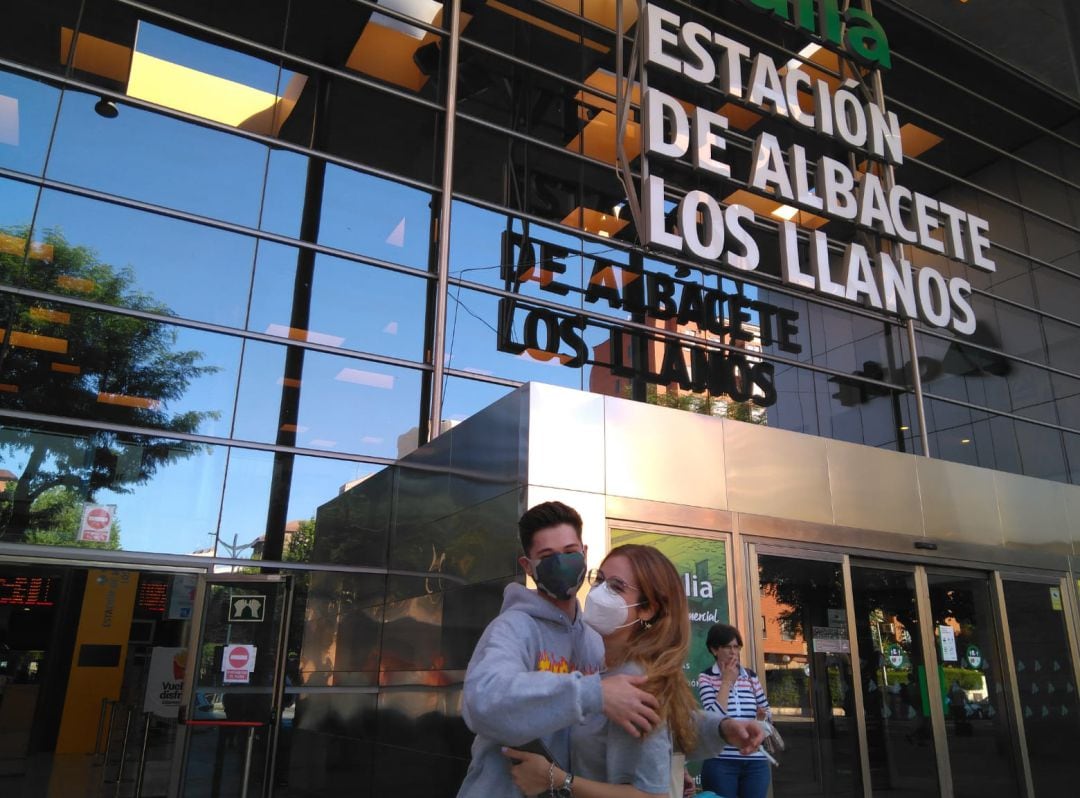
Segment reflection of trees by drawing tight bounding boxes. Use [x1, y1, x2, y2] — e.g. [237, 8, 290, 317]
[0, 226, 219, 542]
[758, 556, 844, 639]
[2, 483, 121, 549]
[635, 384, 766, 423]
[284, 518, 315, 562]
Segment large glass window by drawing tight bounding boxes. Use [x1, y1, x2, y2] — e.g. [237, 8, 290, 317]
[1001, 579, 1080, 797]
[231, 341, 424, 458]
[851, 565, 939, 797]
[926, 571, 1023, 798]
[758, 553, 862, 798]
[0, 70, 61, 177]
[0, 297, 240, 439]
[47, 87, 270, 227]
[249, 243, 430, 361]
[0, 423, 228, 556]
[30, 189, 258, 328]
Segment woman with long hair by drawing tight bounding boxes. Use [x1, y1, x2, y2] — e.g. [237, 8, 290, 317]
[503, 543, 704, 798]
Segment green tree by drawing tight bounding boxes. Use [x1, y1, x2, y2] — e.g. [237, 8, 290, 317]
[0, 225, 219, 543]
[283, 518, 316, 563]
[12, 483, 121, 550]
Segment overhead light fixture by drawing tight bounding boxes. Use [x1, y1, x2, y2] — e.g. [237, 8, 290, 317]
[900, 425, 909, 431]
[960, 438, 971, 444]
[94, 97, 119, 118]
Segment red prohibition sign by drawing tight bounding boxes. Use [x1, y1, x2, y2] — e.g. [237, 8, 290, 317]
[227, 647, 250, 669]
[86, 508, 111, 530]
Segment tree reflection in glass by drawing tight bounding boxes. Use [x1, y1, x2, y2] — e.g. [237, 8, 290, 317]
[0, 226, 219, 546]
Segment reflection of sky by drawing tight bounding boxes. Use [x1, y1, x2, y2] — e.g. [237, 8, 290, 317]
[0, 177, 37, 232]
[136, 22, 287, 94]
[34, 188, 256, 327]
[47, 90, 268, 227]
[0, 23, 444, 557]
[0, 71, 57, 176]
[217, 448, 383, 554]
[0, 16, 788, 562]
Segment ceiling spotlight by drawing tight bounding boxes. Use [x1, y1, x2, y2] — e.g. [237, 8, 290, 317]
[94, 97, 119, 118]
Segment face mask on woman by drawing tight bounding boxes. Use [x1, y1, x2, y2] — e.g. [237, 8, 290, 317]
[582, 582, 645, 636]
[530, 551, 587, 600]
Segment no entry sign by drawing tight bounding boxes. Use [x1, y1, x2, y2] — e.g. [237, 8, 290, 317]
[222, 644, 256, 684]
[77, 504, 116, 543]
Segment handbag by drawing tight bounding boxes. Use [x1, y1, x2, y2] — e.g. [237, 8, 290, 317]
[761, 720, 785, 763]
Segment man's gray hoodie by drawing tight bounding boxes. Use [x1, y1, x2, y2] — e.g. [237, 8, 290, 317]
[456, 582, 605, 798]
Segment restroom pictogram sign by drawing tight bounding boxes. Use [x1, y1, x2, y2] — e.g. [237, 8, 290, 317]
[229, 594, 265, 622]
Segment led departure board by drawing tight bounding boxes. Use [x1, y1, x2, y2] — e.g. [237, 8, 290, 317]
[136, 579, 168, 615]
[0, 574, 57, 606]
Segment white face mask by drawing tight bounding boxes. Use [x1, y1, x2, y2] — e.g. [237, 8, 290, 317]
[582, 582, 644, 636]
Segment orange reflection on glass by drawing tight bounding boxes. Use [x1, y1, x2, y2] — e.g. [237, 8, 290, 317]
[29, 307, 71, 325]
[0, 233, 54, 261]
[0, 328, 68, 354]
[59, 28, 132, 83]
[96, 392, 161, 410]
[56, 275, 96, 293]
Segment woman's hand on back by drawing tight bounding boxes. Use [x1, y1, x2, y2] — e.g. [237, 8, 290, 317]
[502, 748, 554, 795]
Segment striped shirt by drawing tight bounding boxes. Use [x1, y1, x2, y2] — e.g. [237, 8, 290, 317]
[698, 663, 770, 759]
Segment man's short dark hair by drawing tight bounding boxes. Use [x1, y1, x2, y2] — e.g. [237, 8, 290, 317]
[706, 623, 743, 652]
[518, 501, 583, 556]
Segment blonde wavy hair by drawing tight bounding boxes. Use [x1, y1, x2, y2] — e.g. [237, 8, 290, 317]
[602, 544, 697, 753]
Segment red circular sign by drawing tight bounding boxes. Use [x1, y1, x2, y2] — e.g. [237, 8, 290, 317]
[227, 647, 250, 669]
[86, 508, 111, 530]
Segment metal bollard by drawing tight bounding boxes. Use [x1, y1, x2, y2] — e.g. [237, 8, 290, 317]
[101, 701, 119, 773]
[94, 698, 109, 758]
[111, 706, 134, 794]
[134, 712, 152, 798]
[239, 726, 256, 798]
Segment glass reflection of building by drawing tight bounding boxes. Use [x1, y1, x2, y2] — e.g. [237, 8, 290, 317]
[0, 1, 1079, 797]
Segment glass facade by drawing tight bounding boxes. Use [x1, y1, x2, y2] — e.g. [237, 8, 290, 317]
[0, 1, 1078, 796]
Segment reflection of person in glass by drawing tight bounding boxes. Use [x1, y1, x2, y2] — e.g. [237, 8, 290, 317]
[698, 623, 772, 798]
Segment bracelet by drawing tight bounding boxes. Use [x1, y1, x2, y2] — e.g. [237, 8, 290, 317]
[548, 760, 556, 796]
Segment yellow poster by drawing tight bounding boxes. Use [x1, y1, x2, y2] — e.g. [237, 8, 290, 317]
[54, 569, 138, 753]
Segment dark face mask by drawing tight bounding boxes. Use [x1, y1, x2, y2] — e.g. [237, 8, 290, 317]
[530, 551, 587, 601]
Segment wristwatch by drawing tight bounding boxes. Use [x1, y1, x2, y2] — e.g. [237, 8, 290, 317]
[551, 770, 573, 797]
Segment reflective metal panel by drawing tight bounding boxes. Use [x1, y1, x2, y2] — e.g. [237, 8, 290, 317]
[916, 457, 1003, 545]
[525, 486, 607, 571]
[1063, 489, 1080, 556]
[527, 384, 606, 494]
[994, 471, 1072, 555]
[725, 421, 831, 524]
[603, 396, 726, 509]
[827, 439, 924, 537]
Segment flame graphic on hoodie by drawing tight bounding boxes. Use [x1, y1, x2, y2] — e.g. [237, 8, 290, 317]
[535, 651, 572, 674]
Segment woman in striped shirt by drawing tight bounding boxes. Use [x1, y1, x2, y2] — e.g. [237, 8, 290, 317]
[697, 623, 771, 798]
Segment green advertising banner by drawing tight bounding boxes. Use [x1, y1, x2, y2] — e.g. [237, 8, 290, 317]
[609, 529, 729, 688]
